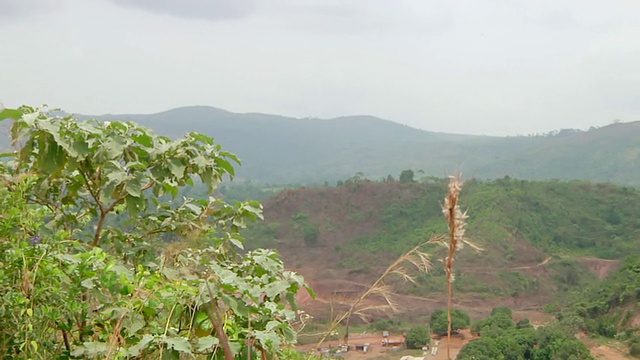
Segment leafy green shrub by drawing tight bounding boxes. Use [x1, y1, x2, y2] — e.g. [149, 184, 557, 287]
[630, 343, 640, 358]
[0, 107, 312, 359]
[457, 338, 504, 360]
[399, 169, 415, 183]
[430, 308, 470, 335]
[368, 319, 403, 333]
[405, 325, 431, 349]
[516, 318, 533, 329]
[461, 312, 594, 360]
[303, 223, 320, 245]
[490, 306, 513, 318]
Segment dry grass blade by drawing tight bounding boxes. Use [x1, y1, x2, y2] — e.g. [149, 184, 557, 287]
[353, 304, 394, 322]
[391, 266, 416, 284]
[441, 174, 481, 360]
[311, 241, 434, 355]
[368, 284, 400, 312]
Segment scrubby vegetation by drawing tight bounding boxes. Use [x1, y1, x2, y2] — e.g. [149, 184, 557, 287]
[430, 309, 471, 336]
[459, 307, 593, 359]
[343, 177, 640, 259]
[544, 254, 640, 357]
[405, 325, 431, 349]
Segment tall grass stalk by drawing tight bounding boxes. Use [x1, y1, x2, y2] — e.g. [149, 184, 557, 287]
[434, 174, 481, 359]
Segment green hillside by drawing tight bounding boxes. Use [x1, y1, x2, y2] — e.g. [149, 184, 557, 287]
[251, 178, 640, 258]
[74, 106, 640, 185]
[243, 177, 640, 307]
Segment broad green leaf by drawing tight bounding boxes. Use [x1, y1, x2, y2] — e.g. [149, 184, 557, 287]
[169, 158, 186, 178]
[125, 175, 144, 197]
[72, 138, 91, 159]
[190, 132, 214, 145]
[125, 195, 145, 217]
[81, 278, 96, 289]
[38, 140, 66, 174]
[161, 267, 180, 281]
[105, 136, 127, 159]
[82, 341, 109, 356]
[219, 151, 240, 164]
[132, 132, 154, 147]
[191, 155, 208, 168]
[107, 170, 129, 184]
[162, 349, 180, 360]
[229, 237, 244, 250]
[56, 254, 81, 264]
[120, 283, 135, 295]
[123, 313, 145, 335]
[220, 293, 249, 317]
[282, 326, 296, 343]
[128, 334, 155, 357]
[162, 336, 192, 354]
[195, 336, 219, 352]
[70, 345, 86, 357]
[214, 157, 235, 176]
[285, 292, 298, 311]
[0, 107, 24, 121]
[254, 329, 280, 349]
[228, 341, 242, 356]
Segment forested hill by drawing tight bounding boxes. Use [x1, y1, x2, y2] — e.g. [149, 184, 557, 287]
[85, 106, 640, 185]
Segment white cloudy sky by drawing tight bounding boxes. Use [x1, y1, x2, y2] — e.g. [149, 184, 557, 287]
[1, 0, 639, 135]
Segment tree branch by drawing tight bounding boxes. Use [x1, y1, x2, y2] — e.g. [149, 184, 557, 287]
[204, 279, 235, 360]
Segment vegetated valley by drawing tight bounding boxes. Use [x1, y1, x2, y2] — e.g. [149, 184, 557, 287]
[239, 175, 640, 358]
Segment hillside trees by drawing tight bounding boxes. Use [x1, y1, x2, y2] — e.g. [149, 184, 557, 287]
[0, 106, 311, 359]
[405, 325, 431, 349]
[555, 253, 640, 356]
[430, 308, 470, 335]
[399, 169, 414, 183]
[459, 308, 592, 360]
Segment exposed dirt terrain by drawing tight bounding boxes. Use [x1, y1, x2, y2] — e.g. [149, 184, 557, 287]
[578, 257, 621, 279]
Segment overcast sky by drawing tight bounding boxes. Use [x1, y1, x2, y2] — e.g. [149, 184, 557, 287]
[1, 0, 639, 135]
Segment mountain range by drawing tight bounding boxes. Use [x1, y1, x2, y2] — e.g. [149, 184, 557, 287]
[50, 106, 640, 185]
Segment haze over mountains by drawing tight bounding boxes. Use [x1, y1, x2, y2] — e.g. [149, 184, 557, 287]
[82, 106, 640, 185]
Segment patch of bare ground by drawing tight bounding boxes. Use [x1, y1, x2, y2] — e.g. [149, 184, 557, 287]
[577, 335, 633, 360]
[590, 344, 631, 359]
[577, 257, 621, 279]
[296, 266, 554, 323]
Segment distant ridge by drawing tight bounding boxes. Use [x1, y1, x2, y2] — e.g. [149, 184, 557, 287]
[55, 106, 640, 186]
